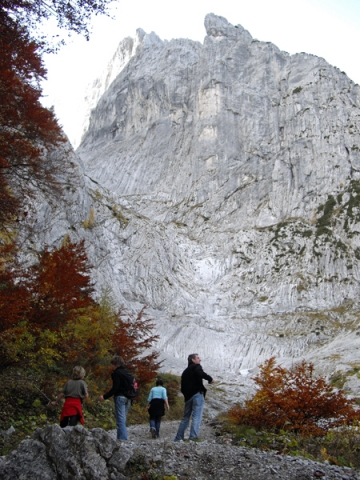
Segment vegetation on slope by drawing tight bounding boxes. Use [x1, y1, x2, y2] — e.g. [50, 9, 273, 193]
[225, 357, 360, 468]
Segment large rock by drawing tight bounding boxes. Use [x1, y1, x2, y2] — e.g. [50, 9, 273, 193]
[0, 425, 130, 480]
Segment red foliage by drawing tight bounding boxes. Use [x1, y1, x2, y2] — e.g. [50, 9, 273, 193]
[112, 307, 161, 386]
[0, 10, 65, 228]
[228, 357, 360, 436]
[25, 239, 93, 329]
[0, 238, 162, 387]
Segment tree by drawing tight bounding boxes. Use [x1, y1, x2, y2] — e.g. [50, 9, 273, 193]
[0, 0, 117, 230]
[0, 10, 66, 230]
[112, 306, 162, 387]
[0, 241, 29, 332]
[63, 288, 118, 375]
[1, 0, 115, 46]
[0, 238, 94, 368]
[25, 238, 94, 329]
[228, 357, 360, 436]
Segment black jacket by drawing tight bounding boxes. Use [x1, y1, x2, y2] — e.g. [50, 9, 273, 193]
[181, 363, 213, 402]
[103, 366, 129, 399]
[148, 398, 165, 418]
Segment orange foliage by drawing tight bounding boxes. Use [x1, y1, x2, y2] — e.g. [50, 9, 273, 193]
[24, 239, 93, 330]
[0, 239, 94, 368]
[112, 306, 161, 387]
[228, 357, 360, 436]
[0, 238, 161, 389]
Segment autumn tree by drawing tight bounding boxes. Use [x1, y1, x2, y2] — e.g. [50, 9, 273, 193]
[112, 306, 162, 387]
[0, 238, 94, 368]
[25, 238, 93, 329]
[63, 288, 118, 375]
[0, 0, 118, 230]
[0, 10, 65, 231]
[228, 357, 360, 436]
[0, 239, 161, 387]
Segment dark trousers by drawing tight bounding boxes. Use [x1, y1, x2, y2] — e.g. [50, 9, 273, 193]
[60, 415, 80, 428]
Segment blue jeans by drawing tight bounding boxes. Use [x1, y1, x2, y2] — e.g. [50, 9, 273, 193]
[114, 396, 130, 440]
[174, 392, 204, 441]
[150, 415, 162, 437]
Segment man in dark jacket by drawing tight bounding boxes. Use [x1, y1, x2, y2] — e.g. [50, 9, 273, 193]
[174, 353, 213, 441]
[99, 356, 131, 441]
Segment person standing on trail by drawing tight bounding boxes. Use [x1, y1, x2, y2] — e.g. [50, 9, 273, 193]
[51, 366, 88, 427]
[147, 378, 170, 438]
[99, 355, 131, 441]
[174, 353, 213, 441]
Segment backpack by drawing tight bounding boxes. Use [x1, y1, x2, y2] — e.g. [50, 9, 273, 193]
[120, 370, 139, 399]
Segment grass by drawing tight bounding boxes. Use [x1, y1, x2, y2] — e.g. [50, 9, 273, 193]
[219, 415, 360, 469]
[329, 371, 347, 389]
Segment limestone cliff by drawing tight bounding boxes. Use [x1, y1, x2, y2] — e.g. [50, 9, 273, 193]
[27, 14, 360, 395]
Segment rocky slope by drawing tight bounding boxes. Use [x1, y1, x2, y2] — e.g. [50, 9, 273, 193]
[24, 14, 360, 396]
[1, 421, 359, 479]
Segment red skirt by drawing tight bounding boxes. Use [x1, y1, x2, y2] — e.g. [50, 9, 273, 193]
[60, 397, 84, 425]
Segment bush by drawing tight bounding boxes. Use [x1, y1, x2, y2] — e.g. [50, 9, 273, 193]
[220, 419, 360, 468]
[228, 357, 360, 436]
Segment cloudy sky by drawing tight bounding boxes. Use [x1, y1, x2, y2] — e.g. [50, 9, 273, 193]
[41, 0, 360, 147]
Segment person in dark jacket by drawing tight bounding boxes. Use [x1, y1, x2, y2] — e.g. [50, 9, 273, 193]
[99, 356, 131, 441]
[174, 353, 213, 441]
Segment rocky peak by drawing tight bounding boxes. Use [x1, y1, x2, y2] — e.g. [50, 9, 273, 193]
[79, 27, 163, 147]
[204, 12, 252, 43]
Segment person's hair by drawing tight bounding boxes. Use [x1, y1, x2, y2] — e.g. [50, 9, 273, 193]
[156, 378, 163, 386]
[72, 366, 86, 380]
[110, 355, 125, 367]
[187, 353, 198, 365]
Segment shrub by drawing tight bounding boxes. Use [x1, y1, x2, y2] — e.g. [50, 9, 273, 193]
[228, 357, 360, 436]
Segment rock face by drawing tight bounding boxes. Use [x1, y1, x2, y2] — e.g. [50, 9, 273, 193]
[25, 14, 360, 393]
[0, 425, 129, 480]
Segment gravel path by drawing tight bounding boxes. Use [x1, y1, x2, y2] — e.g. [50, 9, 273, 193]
[105, 420, 360, 480]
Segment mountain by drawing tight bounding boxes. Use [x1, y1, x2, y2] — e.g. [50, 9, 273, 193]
[27, 14, 360, 398]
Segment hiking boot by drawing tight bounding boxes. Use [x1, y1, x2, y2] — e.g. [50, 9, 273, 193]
[150, 427, 156, 439]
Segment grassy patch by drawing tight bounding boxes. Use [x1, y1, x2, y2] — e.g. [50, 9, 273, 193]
[292, 86, 303, 94]
[329, 371, 347, 389]
[316, 195, 336, 236]
[220, 418, 360, 469]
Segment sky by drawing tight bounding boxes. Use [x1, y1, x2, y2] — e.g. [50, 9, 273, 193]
[41, 0, 360, 147]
